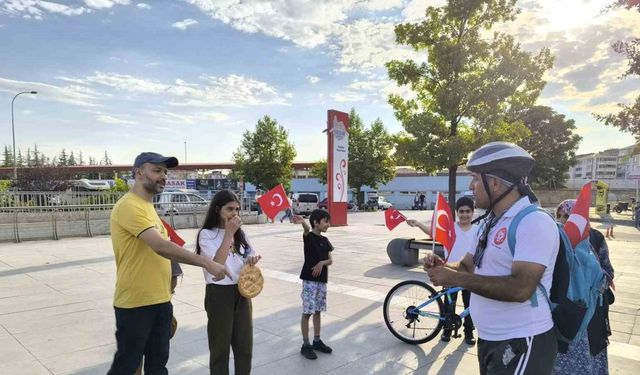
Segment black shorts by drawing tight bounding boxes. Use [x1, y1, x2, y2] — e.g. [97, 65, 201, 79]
[477, 328, 557, 375]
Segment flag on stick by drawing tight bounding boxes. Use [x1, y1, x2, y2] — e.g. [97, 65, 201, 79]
[564, 182, 592, 249]
[257, 184, 291, 221]
[430, 193, 456, 261]
[384, 207, 406, 230]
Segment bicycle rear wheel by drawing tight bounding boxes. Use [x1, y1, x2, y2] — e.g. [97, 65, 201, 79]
[383, 280, 444, 344]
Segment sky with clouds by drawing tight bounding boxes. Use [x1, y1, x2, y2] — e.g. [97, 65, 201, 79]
[0, 0, 638, 165]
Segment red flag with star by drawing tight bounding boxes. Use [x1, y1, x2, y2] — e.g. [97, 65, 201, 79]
[564, 182, 592, 249]
[257, 184, 291, 221]
[430, 193, 456, 260]
[384, 207, 406, 230]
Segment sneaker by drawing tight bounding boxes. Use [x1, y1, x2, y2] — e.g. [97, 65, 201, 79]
[300, 344, 317, 360]
[312, 339, 333, 354]
[464, 331, 476, 346]
[441, 330, 451, 342]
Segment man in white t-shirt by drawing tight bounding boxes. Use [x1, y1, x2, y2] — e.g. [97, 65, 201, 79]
[424, 142, 559, 375]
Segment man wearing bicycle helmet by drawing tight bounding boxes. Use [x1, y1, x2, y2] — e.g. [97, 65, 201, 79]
[424, 142, 559, 375]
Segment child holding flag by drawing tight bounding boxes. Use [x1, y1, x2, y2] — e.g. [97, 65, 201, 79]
[406, 196, 477, 345]
[292, 209, 334, 360]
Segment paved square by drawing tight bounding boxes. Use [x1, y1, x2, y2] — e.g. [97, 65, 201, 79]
[0, 211, 638, 374]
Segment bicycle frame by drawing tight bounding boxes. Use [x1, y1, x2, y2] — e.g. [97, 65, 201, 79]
[409, 286, 470, 320]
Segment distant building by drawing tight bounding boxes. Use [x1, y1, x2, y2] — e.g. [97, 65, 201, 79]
[567, 145, 640, 189]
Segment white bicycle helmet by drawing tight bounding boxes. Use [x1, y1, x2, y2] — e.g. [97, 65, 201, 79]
[466, 142, 538, 225]
[466, 142, 534, 183]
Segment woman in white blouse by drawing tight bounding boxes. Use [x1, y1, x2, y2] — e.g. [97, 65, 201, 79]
[196, 190, 261, 375]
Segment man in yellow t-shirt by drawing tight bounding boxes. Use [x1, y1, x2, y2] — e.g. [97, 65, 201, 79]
[108, 152, 228, 375]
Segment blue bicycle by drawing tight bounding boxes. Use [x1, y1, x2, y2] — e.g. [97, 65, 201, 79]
[383, 280, 470, 344]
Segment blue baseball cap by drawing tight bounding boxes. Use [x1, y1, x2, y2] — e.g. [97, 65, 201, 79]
[133, 152, 179, 168]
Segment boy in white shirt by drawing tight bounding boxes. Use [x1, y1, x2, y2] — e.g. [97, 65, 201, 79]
[407, 196, 478, 345]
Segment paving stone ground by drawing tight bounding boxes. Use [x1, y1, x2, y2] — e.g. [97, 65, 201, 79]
[0, 210, 638, 374]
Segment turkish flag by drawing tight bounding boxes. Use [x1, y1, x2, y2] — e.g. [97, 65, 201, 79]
[257, 184, 291, 221]
[430, 193, 456, 260]
[564, 182, 592, 248]
[161, 219, 185, 246]
[384, 207, 406, 230]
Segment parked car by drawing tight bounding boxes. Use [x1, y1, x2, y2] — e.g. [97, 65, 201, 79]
[154, 191, 208, 215]
[318, 198, 354, 210]
[292, 193, 319, 215]
[365, 196, 392, 210]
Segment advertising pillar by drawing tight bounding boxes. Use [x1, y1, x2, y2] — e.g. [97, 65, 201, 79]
[595, 180, 609, 215]
[327, 110, 349, 226]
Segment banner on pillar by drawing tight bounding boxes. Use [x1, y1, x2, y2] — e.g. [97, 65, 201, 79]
[330, 113, 349, 203]
[327, 110, 349, 226]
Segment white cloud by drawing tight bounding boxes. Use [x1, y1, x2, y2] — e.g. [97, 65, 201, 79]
[306, 75, 320, 84]
[331, 77, 417, 104]
[402, 0, 446, 22]
[136, 2, 150, 9]
[1, 0, 131, 18]
[0, 0, 89, 18]
[57, 71, 289, 107]
[85, 71, 169, 93]
[171, 18, 198, 30]
[0, 76, 99, 107]
[84, 0, 130, 9]
[96, 114, 137, 125]
[356, 0, 404, 11]
[332, 19, 425, 74]
[183, 0, 353, 48]
[145, 110, 229, 125]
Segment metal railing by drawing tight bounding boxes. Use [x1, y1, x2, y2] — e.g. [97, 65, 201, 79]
[0, 191, 125, 210]
[0, 199, 260, 243]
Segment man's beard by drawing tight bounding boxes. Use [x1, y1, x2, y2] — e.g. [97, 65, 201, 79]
[142, 175, 164, 194]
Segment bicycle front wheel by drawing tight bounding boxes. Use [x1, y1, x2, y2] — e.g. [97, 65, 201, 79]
[383, 280, 444, 344]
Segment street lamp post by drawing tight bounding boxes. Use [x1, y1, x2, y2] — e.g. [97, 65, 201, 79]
[11, 91, 37, 181]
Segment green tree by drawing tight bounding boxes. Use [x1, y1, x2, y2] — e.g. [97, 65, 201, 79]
[596, 1, 640, 142]
[58, 149, 68, 166]
[111, 177, 130, 192]
[32, 144, 40, 166]
[2, 146, 12, 167]
[14, 167, 72, 191]
[518, 106, 581, 188]
[102, 151, 112, 166]
[386, 0, 553, 211]
[0, 180, 11, 192]
[232, 115, 296, 191]
[68, 151, 77, 166]
[347, 109, 396, 206]
[16, 149, 25, 167]
[309, 110, 396, 206]
[78, 151, 84, 165]
[310, 159, 328, 185]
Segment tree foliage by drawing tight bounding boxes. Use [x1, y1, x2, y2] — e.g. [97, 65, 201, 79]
[347, 109, 396, 205]
[517, 106, 581, 188]
[308, 109, 396, 205]
[232, 115, 297, 191]
[310, 159, 328, 185]
[386, 0, 553, 210]
[14, 167, 73, 191]
[597, 0, 640, 142]
[111, 177, 130, 192]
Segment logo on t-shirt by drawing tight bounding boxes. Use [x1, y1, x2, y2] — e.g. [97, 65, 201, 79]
[493, 227, 507, 245]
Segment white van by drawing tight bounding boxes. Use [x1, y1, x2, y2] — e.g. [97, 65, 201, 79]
[292, 193, 319, 215]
